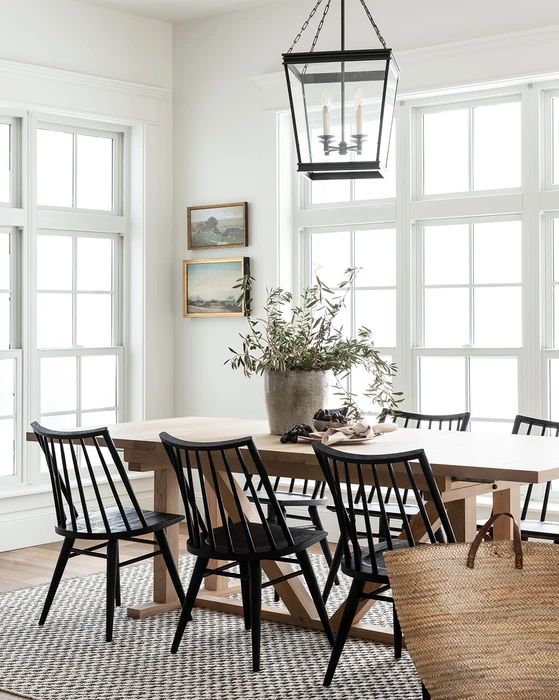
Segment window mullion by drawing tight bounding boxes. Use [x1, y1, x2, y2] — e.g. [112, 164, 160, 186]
[469, 223, 475, 345]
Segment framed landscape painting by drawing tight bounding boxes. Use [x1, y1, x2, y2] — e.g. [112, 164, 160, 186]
[187, 202, 248, 250]
[183, 257, 249, 318]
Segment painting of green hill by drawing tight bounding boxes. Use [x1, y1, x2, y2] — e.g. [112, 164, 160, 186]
[188, 202, 247, 249]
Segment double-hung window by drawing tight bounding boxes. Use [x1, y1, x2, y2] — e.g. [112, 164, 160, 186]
[0, 117, 126, 488]
[0, 117, 21, 484]
[32, 122, 124, 479]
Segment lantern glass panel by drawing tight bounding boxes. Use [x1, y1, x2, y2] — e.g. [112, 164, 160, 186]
[286, 53, 398, 175]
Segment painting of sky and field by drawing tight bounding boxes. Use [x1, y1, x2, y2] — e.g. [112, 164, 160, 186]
[184, 258, 248, 317]
[188, 203, 247, 249]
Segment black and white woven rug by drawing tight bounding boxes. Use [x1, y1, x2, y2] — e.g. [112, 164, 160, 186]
[0, 554, 422, 700]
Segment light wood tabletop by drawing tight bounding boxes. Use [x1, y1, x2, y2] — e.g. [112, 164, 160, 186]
[107, 415, 559, 484]
[26, 415, 559, 646]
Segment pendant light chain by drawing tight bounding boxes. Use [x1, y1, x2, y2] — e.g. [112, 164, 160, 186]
[358, 0, 387, 48]
[287, 0, 387, 53]
[287, 0, 325, 53]
[309, 0, 332, 53]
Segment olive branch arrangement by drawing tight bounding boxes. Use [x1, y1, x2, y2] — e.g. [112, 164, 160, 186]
[226, 268, 403, 419]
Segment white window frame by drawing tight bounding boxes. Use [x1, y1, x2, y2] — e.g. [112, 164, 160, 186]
[300, 223, 398, 403]
[413, 93, 523, 202]
[541, 89, 559, 191]
[0, 113, 129, 494]
[35, 119, 123, 216]
[0, 116, 21, 209]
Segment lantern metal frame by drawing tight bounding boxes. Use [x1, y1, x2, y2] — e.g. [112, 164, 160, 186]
[282, 0, 399, 180]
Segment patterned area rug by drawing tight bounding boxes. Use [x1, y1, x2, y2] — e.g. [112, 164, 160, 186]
[0, 553, 422, 699]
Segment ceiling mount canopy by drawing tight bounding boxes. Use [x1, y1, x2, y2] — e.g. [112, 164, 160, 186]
[282, 0, 399, 180]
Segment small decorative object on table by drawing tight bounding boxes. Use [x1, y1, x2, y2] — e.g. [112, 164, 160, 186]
[321, 420, 376, 446]
[227, 268, 403, 434]
[313, 408, 348, 432]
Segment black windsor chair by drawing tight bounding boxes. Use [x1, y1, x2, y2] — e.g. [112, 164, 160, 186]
[312, 441, 456, 693]
[32, 422, 185, 642]
[159, 432, 334, 672]
[322, 409, 470, 602]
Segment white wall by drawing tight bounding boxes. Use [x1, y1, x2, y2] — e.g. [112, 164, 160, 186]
[0, 0, 174, 549]
[0, 0, 172, 88]
[172, 0, 559, 420]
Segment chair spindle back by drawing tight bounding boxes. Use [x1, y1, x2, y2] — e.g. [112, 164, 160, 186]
[160, 433, 295, 555]
[31, 421, 147, 534]
[513, 414, 559, 522]
[313, 443, 456, 576]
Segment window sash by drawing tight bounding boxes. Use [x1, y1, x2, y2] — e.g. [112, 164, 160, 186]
[35, 120, 123, 216]
[414, 93, 523, 201]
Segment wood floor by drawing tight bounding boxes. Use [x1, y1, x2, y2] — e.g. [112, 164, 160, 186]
[0, 535, 189, 700]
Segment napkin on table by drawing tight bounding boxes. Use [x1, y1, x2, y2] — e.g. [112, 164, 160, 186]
[321, 420, 373, 446]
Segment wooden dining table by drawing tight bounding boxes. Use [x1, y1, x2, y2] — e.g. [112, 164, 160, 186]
[73, 414, 559, 645]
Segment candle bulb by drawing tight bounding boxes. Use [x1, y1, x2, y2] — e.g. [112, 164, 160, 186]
[322, 91, 331, 135]
[354, 89, 364, 135]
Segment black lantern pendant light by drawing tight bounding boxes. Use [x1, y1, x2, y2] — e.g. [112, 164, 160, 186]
[283, 0, 399, 180]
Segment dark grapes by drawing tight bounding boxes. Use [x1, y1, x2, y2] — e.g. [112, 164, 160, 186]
[280, 423, 313, 444]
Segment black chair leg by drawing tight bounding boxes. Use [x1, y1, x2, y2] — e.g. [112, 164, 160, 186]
[296, 549, 334, 646]
[422, 682, 431, 699]
[39, 536, 75, 626]
[249, 560, 262, 672]
[115, 541, 121, 607]
[239, 561, 251, 630]
[266, 506, 281, 603]
[155, 529, 186, 605]
[322, 537, 343, 603]
[323, 578, 365, 687]
[171, 556, 208, 654]
[393, 603, 402, 659]
[308, 506, 340, 587]
[106, 540, 118, 642]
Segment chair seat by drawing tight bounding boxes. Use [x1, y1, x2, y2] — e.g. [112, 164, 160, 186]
[188, 522, 327, 560]
[477, 517, 559, 541]
[342, 538, 411, 581]
[55, 506, 184, 539]
[248, 490, 327, 508]
[328, 501, 419, 519]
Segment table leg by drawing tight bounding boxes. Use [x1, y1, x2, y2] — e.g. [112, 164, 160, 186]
[446, 496, 477, 543]
[127, 468, 182, 619]
[492, 486, 521, 539]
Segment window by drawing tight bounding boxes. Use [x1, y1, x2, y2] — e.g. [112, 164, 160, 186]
[419, 219, 522, 348]
[293, 86, 559, 432]
[35, 230, 122, 449]
[553, 96, 559, 186]
[0, 115, 126, 490]
[305, 225, 396, 411]
[419, 98, 521, 196]
[36, 232, 117, 349]
[0, 116, 20, 481]
[36, 125, 119, 212]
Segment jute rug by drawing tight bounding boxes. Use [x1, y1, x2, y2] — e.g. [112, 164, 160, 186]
[0, 553, 422, 699]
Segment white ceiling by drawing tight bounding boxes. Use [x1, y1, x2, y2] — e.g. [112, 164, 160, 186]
[78, 0, 283, 23]
[77, 0, 559, 44]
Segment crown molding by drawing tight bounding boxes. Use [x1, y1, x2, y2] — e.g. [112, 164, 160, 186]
[0, 57, 170, 100]
[251, 24, 559, 110]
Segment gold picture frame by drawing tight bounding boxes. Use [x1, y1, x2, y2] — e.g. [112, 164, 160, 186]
[183, 257, 249, 318]
[187, 202, 248, 250]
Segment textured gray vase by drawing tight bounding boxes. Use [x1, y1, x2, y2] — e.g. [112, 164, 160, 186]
[264, 370, 328, 435]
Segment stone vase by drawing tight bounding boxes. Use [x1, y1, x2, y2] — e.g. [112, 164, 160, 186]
[264, 370, 328, 435]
